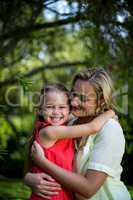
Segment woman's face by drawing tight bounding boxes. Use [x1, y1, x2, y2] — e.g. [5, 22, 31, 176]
[71, 79, 97, 117]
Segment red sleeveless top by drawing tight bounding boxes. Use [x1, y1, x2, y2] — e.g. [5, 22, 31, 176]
[30, 120, 74, 200]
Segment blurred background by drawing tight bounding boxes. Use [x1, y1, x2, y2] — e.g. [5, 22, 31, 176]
[0, 0, 132, 199]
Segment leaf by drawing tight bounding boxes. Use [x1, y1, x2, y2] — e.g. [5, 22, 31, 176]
[0, 146, 8, 160]
[16, 76, 33, 94]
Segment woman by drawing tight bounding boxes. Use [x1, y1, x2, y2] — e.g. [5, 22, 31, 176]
[25, 68, 131, 200]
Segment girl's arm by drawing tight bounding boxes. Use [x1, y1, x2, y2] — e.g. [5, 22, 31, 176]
[32, 141, 107, 199]
[40, 110, 115, 140]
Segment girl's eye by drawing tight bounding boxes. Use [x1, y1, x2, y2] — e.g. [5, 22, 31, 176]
[59, 106, 67, 109]
[46, 106, 53, 109]
[46, 106, 68, 109]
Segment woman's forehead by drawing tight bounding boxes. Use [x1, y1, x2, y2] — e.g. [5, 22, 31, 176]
[73, 79, 95, 93]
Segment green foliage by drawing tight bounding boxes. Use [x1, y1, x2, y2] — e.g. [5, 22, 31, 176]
[128, 186, 133, 199]
[0, 178, 30, 200]
[17, 76, 33, 94]
[0, 147, 8, 160]
[0, 117, 13, 146]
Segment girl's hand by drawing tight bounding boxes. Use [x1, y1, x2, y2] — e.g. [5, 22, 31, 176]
[31, 141, 45, 162]
[92, 110, 116, 133]
[104, 110, 118, 121]
[24, 172, 61, 199]
[105, 109, 115, 118]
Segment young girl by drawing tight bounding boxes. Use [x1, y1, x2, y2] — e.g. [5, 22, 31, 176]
[30, 69, 131, 200]
[27, 82, 115, 200]
[29, 83, 74, 200]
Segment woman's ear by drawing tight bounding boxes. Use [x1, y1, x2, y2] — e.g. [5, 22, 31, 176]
[95, 97, 106, 115]
[100, 97, 107, 113]
[100, 98, 105, 106]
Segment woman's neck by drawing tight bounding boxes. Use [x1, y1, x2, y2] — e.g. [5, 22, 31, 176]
[77, 116, 94, 124]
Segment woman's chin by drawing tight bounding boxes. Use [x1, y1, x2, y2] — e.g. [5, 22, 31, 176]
[72, 110, 95, 118]
[72, 110, 87, 117]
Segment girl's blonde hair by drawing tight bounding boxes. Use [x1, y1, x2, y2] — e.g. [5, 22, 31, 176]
[72, 68, 114, 115]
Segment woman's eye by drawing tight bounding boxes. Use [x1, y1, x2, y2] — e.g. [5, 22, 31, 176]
[79, 94, 87, 102]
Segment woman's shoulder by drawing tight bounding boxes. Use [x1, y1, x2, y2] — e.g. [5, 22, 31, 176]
[98, 118, 124, 141]
[102, 118, 122, 131]
[94, 119, 125, 154]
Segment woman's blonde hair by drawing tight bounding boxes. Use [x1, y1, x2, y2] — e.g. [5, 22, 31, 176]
[72, 68, 114, 115]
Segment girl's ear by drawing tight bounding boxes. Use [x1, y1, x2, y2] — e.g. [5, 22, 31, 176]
[36, 108, 45, 121]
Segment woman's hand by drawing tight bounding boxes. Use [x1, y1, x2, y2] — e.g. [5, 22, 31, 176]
[24, 172, 61, 199]
[31, 141, 45, 163]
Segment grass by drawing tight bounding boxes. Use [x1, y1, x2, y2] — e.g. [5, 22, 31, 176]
[0, 177, 31, 200]
[0, 177, 133, 200]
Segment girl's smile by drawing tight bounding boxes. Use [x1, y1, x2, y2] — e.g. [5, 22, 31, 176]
[42, 91, 69, 125]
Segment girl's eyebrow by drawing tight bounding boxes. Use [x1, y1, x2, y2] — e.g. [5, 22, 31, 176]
[45, 104, 68, 106]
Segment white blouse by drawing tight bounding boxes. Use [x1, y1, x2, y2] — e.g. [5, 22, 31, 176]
[76, 119, 131, 200]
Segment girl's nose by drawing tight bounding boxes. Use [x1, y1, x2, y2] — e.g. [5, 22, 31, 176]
[52, 107, 60, 114]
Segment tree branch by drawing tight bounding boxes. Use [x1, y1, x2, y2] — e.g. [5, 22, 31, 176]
[0, 14, 87, 41]
[0, 60, 90, 87]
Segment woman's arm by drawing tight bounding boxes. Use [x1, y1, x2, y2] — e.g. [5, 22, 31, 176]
[32, 141, 107, 198]
[40, 110, 115, 140]
[24, 172, 61, 199]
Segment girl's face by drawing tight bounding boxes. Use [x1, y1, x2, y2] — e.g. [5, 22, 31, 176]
[71, 79, 97, 117]
[41, 91, 69, 125]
